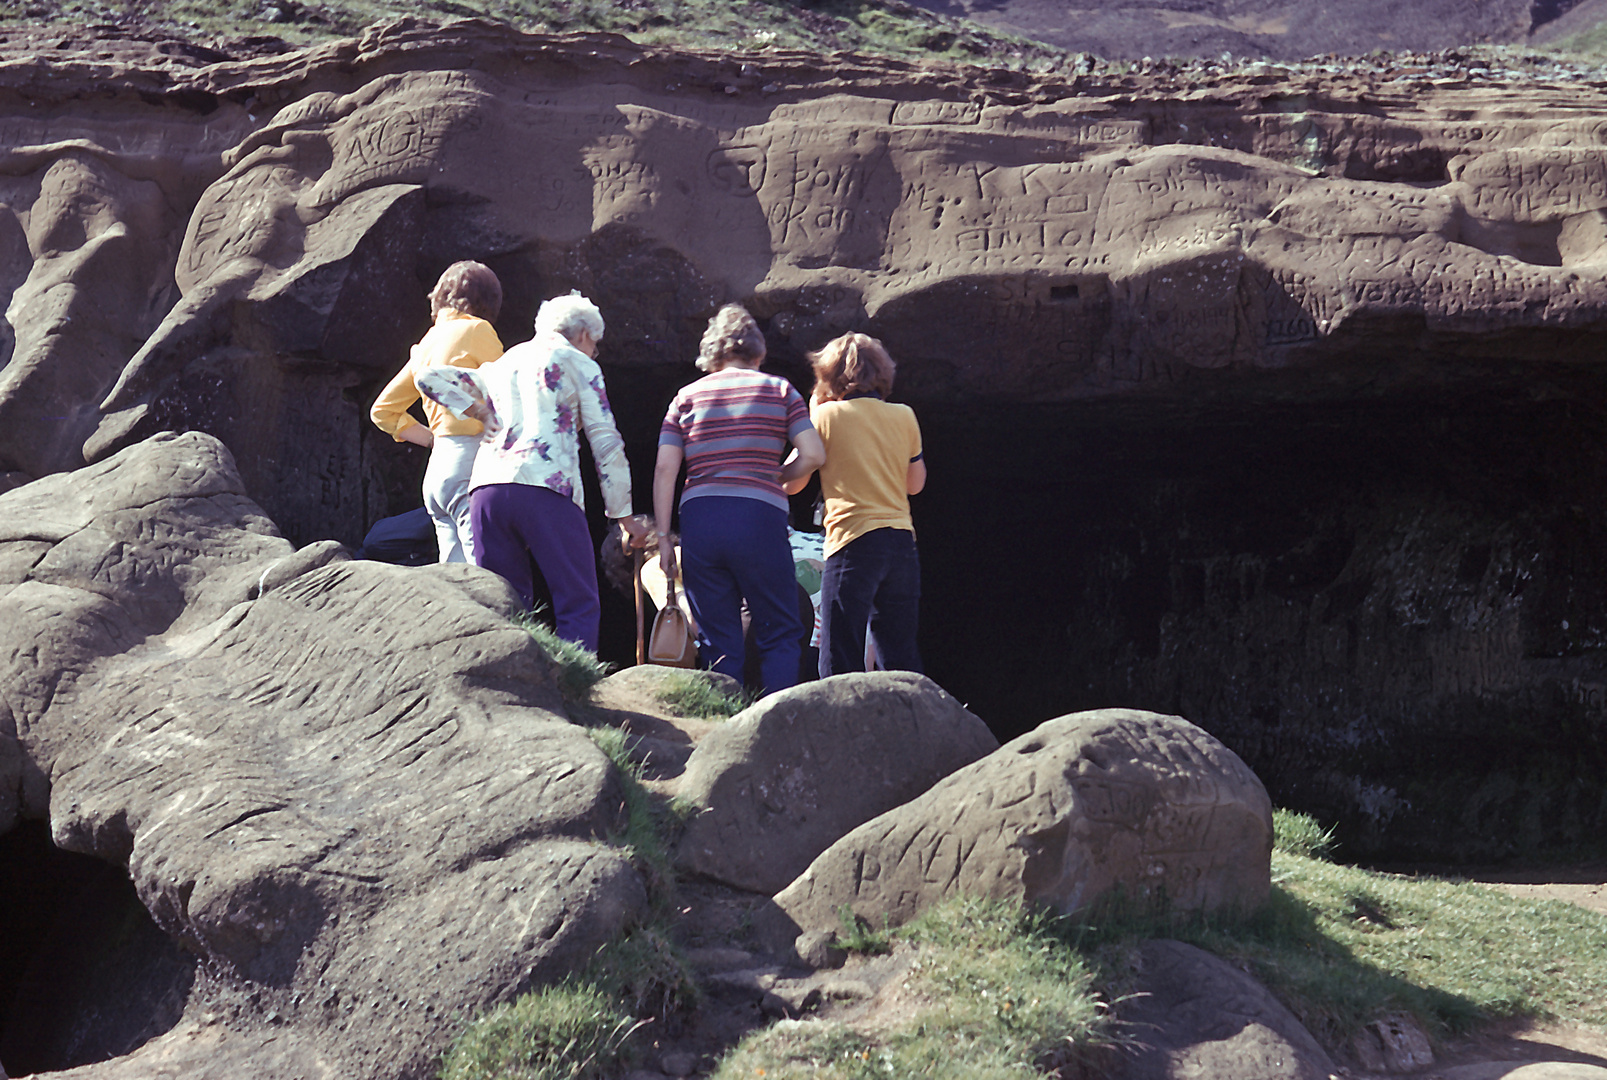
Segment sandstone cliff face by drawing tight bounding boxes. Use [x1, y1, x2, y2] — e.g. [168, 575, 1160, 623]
[3, 22, 1607, 859]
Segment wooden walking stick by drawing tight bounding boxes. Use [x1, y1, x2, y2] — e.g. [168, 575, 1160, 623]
[633, 544, 646, 666]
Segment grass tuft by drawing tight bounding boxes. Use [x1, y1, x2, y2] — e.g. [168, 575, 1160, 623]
[835, 905, 892, 955]
[437, 983, 641, 1080]
[714, 896, 1107, 1080]
[517, 612, 612, 704]
[583, 925, 700, 1022]
[654, 671, 755, 720]
[587, 726, 685, 910]
[1273, 807, 1338, 861]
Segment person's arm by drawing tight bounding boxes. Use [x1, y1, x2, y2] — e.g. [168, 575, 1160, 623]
[653, 443, 683, 579]
[906, 410, 926, 494]
[781, 429, 825, 492]
[370, 361, 428, 444]
[906, 457, 927, 494]
[781, 459, 813, 496]
[573, 357, 633, 521]
[414, 365, 502, 442]
[398, 424, 434, 449]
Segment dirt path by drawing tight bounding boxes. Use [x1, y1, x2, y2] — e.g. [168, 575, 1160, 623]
[1474, 873, 1607, 917]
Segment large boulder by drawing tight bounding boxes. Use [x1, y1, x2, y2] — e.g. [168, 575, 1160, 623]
[1104, 939, 1337, 1080]
[675, 672, 998, 894]
[774, 709, 1272, 935]
[1, 432, 645, 1080]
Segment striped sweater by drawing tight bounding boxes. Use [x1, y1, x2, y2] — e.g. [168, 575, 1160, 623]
[659, 367, 813, 512]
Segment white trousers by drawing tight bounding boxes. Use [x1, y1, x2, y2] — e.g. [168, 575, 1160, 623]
[422, 434, 480, 563]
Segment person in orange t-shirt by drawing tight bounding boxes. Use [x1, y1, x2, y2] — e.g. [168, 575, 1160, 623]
[785, 332, 926, 677]
[370, 261, 504, 563]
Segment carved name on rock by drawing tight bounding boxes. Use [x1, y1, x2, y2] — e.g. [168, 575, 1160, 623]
[0, 432, 644, 1080]
[2, 24, 1607, 549]
[774, 709, 1272, 935]
[675, 672, 998, 894]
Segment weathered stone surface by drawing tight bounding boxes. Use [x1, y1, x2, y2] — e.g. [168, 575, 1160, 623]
[1, 24, 1606, 545]
[1104, 939, 1337, 1080]
[1, 432, 645, 1079]
[775, 709, 1271, 934]
[1440, 1063, 1607, 1080]
[3, 21, 1607, 861]
[1353, 1012, 1435, 1073]
[675, 672, 998, 894]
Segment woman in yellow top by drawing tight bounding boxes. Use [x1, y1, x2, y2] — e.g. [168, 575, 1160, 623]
[370, 261, 504, 563]
[785, 332, 926, 677]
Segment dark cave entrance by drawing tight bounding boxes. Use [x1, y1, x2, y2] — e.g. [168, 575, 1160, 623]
[0, 820, 195, 1076]
[905, 371, 1607, 864]
[575, 354, 1607, 864]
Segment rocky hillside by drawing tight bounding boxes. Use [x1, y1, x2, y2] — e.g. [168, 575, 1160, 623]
[910, 0, 1607, 60]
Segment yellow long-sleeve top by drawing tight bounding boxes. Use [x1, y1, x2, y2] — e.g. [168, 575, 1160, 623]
[370, 311, 504, 440]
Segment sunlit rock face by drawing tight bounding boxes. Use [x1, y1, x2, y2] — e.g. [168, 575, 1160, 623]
[3, 22, 1607, 857]
[0, 431, 643, 1079]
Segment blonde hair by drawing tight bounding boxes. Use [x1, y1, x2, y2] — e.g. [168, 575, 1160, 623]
[810, 332, 895, 402]
[429, 261, 502, 322]
[696, 304, 766, 371]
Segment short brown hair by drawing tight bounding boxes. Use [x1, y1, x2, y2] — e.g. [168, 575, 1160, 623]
[697, 304, 766, 371]
[429, 260, 502, 322]
[810, 332, 895, 402]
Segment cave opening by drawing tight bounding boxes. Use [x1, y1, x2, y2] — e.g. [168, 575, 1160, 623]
[0, 820, 195, 1077]
[903, 370, 1607, 864]
[569, 351, 1607, 865]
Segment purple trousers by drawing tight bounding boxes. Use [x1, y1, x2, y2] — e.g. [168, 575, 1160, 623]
[471, 482, 601, 653]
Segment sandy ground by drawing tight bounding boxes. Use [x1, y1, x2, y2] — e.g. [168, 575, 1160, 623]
[1477, 874, 1607, 916]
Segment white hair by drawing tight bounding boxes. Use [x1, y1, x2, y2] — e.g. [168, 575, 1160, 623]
[535, 291, 604, 342]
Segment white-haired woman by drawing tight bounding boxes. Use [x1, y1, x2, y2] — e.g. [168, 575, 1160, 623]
[417, 292, 648, 652]
[654, 304, 825, 694]
[371, 260, 504, 563]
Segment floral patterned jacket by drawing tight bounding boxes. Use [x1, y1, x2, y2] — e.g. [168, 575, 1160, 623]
[415, 330, 633, 519]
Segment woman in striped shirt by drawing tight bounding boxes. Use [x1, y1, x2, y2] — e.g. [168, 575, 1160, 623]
[654, 304, 826, 694]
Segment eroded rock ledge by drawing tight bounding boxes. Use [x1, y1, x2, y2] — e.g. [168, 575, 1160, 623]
[5, 20, 1607, 860]
[0, 431, 643, 1079]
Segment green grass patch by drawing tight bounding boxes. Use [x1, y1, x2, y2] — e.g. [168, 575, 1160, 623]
[587, 726, 686, 909]
[518, 612, 613, 705]
[1273, 807, 1338, 861]
[1065, 848, 1607, 1052]
[9, 0, 1072, 68]
[437, 983, 641, 1080]
[653, 671, 754, 720]
[835, 904, 892, 956]
[712, 896, 1107, 1080]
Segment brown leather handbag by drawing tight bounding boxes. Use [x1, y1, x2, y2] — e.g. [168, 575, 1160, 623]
[636, 549, 698, 668]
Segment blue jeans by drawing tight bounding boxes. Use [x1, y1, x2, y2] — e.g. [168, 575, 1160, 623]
[679, 496, 802, 695]
[818, 527, 922, 678]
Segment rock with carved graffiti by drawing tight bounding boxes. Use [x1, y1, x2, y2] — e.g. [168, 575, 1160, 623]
[0, 431, 644, 1080]
[674, 672, 999, 894]
[772, 708, 1273, 936]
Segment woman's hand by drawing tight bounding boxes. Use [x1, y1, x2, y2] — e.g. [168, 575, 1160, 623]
[657, 534, 678, 580]
[398, 423, 434, 450]
[619, 515, 653, 551]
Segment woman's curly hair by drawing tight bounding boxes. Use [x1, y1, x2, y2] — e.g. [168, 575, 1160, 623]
[696, 303, 767, 372]
[810, 331, 896, 403]
[429, 261, 503, 322]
